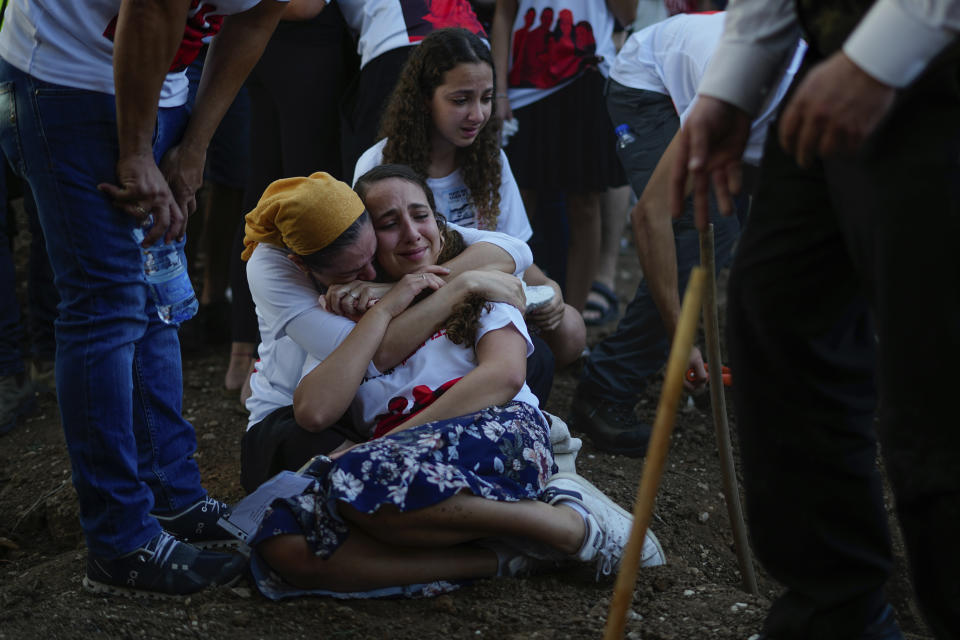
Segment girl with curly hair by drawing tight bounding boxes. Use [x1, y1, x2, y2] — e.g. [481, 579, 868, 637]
[353, 27, 585, 370]
[245, 164, 666, 599]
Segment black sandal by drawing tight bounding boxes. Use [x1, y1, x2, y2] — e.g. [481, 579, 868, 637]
[583, 281, 619, 326]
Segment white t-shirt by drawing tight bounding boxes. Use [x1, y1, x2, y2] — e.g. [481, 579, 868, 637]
[332, 0, 486, 69]
[505, 0, 617, 110]
[245, 223, 533, 427]
[0, 0, 264, 107]
[353, 139, 533, 242]
[303, 302, 541, 437]
[610, 12, 806, 166]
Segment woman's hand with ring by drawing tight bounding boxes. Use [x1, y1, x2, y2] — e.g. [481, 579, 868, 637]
[324, 281, 394, 318]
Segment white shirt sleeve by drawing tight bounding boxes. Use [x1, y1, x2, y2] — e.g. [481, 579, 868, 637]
[496, 151, 534, 242]
[451, 222, 533, 276]
[352, 139, 387, 186]
[843, 0, 960, 88]
[247, 243, 363, 362]
[699, 0, 960, 115]
[696, 0, 801, 115]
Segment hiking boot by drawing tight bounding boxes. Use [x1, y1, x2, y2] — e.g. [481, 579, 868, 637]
[543, 472, 666, 579]
[567, 392, 651, 457]
[153, 497, 240, 550]
[0, 373, 36, 436]
[83, 531, 247, 598]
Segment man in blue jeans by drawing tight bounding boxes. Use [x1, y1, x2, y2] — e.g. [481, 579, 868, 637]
[568, 12, 803, 456]
[0, 0, 286, 597]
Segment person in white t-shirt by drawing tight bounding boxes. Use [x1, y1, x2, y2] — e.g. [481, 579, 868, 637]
[0, 0, 288, 598]
[570, 12, 803, 457]
[240, 171, 536, 492]
[243, 164, 665, 600]
[353, 28, 585, 369]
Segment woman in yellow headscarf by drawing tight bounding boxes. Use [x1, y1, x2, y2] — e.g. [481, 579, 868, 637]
[240, 171, 533, 493]
[243, 164, 666, 601]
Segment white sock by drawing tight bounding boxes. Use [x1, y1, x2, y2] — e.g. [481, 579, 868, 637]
[555, 500, 594, 558]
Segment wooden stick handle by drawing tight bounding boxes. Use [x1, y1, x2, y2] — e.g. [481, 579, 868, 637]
[604, 267, 706, 640]
[699, 226, 759, 595]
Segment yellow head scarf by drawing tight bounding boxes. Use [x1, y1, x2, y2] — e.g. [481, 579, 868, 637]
[241, 172, 366, 261]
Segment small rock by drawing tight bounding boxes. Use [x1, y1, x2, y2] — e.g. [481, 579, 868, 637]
[432, 595, 456, 614]
[230, 587, 252, 599]
[698, 511, 710, 523]
[201, 432, 216, 441]
[683, 589, 695, 597]
[627, 610, 642, 621]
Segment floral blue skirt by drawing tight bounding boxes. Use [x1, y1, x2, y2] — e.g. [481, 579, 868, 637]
[249, 401, 554, 599]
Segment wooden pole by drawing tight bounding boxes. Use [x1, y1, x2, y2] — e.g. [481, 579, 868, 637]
[604, 267, 706, 640]
[699, 225, 758, 595]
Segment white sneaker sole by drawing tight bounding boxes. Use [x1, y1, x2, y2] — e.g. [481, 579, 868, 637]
[547, 472, 666, 567]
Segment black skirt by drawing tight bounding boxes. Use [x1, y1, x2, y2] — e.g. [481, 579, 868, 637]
[505, 69, 627, 192]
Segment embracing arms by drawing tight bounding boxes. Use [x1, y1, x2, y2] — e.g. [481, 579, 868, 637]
[377, 324, 528, 435]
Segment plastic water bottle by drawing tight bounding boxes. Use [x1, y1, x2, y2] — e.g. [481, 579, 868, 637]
[615, 124, 636, 150]
[132, 217, 199, 325]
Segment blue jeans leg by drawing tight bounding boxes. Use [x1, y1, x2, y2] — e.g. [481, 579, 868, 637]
[24, 186, 58, 362]
[0, 60, 205, 557]
[579, 200, 739, 404]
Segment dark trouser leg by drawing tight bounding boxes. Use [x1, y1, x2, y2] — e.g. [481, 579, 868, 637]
[729, 56, 960, 637]
[241, 406, 357, 494]
[838, 65, 959, 637]
[728, 131, 890, 640]
[525, 333, 555, 407]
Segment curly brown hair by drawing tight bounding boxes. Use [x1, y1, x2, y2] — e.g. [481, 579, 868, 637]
[354, 164, 490, 349]
[379, 28, 503, 231]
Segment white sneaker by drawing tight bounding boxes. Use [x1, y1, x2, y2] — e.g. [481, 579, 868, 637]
[542, 472, 666, 578]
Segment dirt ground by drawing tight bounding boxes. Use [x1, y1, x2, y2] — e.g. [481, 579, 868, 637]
[0, 223, 933, 639]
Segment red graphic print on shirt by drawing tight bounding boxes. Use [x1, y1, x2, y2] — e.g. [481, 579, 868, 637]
[372, 377, 463, 438]
[103, 0, 226, 73]
[508, 6, 598, 89]
[400, 0, 485, 43]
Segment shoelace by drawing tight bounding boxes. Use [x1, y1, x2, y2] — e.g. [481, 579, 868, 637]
[594, 534, 623, 579]
[143, 531, 180, 567]
[197, 497, 226, 516]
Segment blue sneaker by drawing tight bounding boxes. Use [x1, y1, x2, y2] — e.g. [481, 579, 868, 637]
[153, 497, 240, 550]
[83, 531, 246, 598]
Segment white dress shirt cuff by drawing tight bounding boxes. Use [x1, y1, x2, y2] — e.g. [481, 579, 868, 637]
[844, 0, 956, 88]
[697, 41, 795, 116]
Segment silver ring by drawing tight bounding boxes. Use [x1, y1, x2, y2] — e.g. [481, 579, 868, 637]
[419, 274, 425, 280]
[135, 205, 149, 216]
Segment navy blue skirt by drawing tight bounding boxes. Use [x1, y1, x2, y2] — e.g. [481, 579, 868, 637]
[249, 401, 553, 599]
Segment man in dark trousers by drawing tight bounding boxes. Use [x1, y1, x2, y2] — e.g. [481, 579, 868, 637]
[672, 0, 959, 638]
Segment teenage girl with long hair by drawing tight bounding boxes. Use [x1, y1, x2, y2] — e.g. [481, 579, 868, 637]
[353, 27, 585, 369]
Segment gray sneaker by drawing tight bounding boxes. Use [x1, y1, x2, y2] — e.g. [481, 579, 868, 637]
[83, 531, 246, 599]
[542, 472, 666, 579]
[0, 374, 35, 436]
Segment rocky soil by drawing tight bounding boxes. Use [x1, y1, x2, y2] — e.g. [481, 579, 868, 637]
[0, 219, 931, 639]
